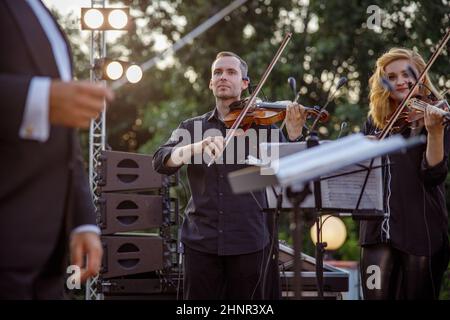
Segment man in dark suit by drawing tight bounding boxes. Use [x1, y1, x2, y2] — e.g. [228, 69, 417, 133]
[0, 0, 113, 299]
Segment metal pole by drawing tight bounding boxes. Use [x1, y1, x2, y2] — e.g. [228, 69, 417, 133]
[86, 0, 106, 301]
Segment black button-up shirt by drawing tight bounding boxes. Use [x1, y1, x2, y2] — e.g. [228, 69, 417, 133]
[153, 108, 288, 255]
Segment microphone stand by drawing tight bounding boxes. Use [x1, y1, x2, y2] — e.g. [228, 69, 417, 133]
[285, 130, 322, 300]
[305, 131, 325, 299]
[286, 184, 311, 300]
[285, 76, 347, 299]
[305, 78, 347, 299]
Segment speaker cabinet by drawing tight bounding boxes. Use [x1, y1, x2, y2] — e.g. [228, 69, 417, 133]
[98, 193, 163, 234]
[101, 235, 169, 279]
[98, 151, 163, 191]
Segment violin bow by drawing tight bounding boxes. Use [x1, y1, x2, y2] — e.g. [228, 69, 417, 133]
[379, 28, 450, 140]
[207, 32, 292, 166]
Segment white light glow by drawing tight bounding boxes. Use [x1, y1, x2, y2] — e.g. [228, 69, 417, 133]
[84, 9, 104, 29]
[108, 9, 128, 29]
[310, 215, 347, 251]
[126, 65, 143, 83]
[105, 61, 123, 80]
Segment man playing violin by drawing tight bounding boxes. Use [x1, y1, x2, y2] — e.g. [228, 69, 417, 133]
[359, 48, 450, 299]
[153, 51, 307, 300]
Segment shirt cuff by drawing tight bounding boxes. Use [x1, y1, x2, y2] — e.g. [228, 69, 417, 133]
[421, 152, 447, 172]
[71, 224, 101, 235]
[19, 77, 51, 142]
[153, 146, 183, 175]
[420, 152, 448, 185]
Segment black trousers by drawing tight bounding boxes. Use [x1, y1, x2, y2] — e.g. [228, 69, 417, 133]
[360, 243, 449, 300]
[183, 245, 277, 300]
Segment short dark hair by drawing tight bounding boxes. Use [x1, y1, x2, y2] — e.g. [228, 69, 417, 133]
[212, 51, 248, 78]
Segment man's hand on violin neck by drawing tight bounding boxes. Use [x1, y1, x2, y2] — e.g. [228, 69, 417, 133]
[285, 102, 307, 140]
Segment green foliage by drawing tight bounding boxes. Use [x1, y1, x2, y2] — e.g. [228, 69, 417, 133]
[99, 0, 450, 152]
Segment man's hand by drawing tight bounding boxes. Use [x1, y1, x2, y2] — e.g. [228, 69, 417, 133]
[70, 232, 103, 283]
[197, 136, 225, 158]
[168, 135, 225, 167]
[49, 81, 114, 129]
[285, 102, 307, 140]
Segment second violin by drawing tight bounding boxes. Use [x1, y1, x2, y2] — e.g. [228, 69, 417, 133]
[381, 97, 450, 136]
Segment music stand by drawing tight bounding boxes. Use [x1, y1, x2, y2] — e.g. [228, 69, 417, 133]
[266, 140, 387, 298]
[228, 133, 425, 299]
[265, 135, 386, 298]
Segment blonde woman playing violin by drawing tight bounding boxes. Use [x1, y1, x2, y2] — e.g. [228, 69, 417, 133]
[360, 48, 450, 300]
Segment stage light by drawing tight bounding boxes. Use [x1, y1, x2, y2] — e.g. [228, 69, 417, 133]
[108, 9, 128, 29]
[94, 58, 142, 83]
[105, 61, 124, 80]
[125, 65, 143, 83]
[83, 9, 104, 29]
[310, 215, 347, 251]
[81, 8, 130, 30]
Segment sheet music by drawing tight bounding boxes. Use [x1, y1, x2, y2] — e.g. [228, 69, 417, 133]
[264, 141, 384, 213]
[234, 133, 423, 213]
[319, 158, 383, 211]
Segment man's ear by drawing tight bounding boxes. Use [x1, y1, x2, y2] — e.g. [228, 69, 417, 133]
[241, 77, 249, 90]
[209, 79, 213, 90]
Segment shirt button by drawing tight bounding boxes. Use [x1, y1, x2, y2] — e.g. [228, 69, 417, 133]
[219, 174, 224, 178]
[219, 192, 223, 196]
[219, 210, 224, 214]
[219, 230, 223, 233]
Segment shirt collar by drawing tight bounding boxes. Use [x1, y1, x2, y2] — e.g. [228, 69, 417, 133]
[207, 107, 221, 122]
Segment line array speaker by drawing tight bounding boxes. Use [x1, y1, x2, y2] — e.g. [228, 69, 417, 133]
[98, 193, 163, 234]
[101, 234, 171, 279]
[97, 151, 163, 192]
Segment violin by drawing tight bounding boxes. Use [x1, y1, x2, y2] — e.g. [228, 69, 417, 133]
[222, 99, 330, 128]
[384, 95, 450, 135]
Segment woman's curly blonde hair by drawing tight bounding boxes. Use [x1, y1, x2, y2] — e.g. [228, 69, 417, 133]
[368, 48, 440, 129]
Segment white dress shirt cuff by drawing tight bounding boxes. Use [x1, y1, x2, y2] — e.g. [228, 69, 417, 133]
[71, 224, 101, 235]
[19, 76, 51, 142]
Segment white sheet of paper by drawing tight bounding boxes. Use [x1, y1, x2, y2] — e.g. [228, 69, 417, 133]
[264, 136, 384, 213]
[266, 158, 383, 212]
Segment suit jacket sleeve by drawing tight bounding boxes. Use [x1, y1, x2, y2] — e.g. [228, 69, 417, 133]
[69, 132, 97, 229]
[0, 74, 33, 142]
